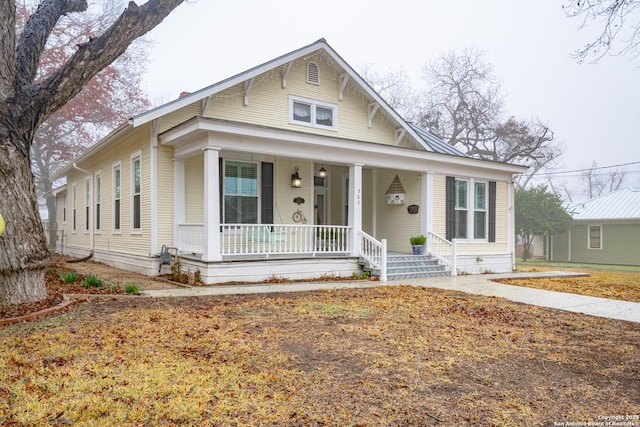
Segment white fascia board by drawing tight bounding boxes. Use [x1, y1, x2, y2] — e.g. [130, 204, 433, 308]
[130, 42, 328, 128]
[161, 118, 527, 180]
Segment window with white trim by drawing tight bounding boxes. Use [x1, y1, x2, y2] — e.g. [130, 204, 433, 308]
[72, 184, 77, 232]
[454, 180, 468, 239]
[132, 154, 141, 231]
[473, 181, 487, 239]
[289, 96, 337, 130]
[62, 192, 66, 224]
[451, 178, 489, 241]
[588, 225, 602, 249]
[95, 173, 101, 231]
[84, 178, 90, 231]
[224, 160, 258, 224]
[113, 163, 121, 231]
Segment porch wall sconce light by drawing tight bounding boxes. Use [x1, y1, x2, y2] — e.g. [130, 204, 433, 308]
[318, 164, 327, 178]
[291, 166, 302, 188]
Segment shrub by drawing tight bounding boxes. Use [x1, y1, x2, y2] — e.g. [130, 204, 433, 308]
[59, 271, 78, 283]
[124, 283, 141, 295]
[82, 275, 103, 289]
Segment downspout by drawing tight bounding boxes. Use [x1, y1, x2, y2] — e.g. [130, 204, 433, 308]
[72, 163, 95, 256]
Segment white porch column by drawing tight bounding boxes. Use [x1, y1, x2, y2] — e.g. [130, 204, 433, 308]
[348, 163, 363, 256]
[203, 146, 222, 261]
[173, 158, 185, 249]
[421, 171, 434, 252]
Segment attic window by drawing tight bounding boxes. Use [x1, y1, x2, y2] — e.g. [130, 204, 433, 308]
[307, 62, 319, 85]
[289, 96, 337, 130]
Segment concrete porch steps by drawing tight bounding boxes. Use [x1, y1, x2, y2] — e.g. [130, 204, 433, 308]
[363, 254, 451, 280]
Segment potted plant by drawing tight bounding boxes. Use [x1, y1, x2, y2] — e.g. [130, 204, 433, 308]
[409, 235, 426, 255]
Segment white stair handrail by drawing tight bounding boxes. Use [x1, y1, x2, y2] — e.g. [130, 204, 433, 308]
[426, 231, 457, 276]
[358, 230, 387, 282]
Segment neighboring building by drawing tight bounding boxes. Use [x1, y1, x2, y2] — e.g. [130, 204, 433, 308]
[53, 39, 526, 283]
[550, 187, 640, 266]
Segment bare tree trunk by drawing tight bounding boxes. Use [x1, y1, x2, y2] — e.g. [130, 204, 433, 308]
[0, 140, 49, 305]
[1, 0, 184, 306]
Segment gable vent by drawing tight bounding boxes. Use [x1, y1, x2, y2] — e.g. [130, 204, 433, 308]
[306, 62, 319, 85]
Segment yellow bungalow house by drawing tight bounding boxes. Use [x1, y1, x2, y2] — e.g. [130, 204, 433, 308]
[53, 39, 527, 284]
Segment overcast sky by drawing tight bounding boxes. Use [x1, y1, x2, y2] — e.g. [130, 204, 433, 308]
[142, 0, 640, 190]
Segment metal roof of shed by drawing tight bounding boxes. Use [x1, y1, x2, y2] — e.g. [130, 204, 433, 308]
[570, 187, 640, 220]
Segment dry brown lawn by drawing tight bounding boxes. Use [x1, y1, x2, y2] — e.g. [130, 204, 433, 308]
[1, 284, 638, 426]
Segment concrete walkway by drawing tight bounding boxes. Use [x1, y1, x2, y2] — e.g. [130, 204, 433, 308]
[142, 271, 640, 324]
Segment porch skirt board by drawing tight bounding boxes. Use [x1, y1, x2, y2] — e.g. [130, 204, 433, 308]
[179, 257, 362, 285]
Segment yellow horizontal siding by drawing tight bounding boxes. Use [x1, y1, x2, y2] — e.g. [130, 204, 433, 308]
[184, 154, 204, 223]
[205, 52, 405, 146]
[159, 103, 202, 133]
[375, 169, 422, 252]
[156, 145, 174, 251]
[63, 124, 153, 256]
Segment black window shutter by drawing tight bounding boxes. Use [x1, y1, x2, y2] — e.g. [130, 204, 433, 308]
[488, 181, 496, 243]
[445, 176, 455, 241]
[261, 162, 274, 224]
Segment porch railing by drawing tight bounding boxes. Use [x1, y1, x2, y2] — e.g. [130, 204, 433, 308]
[177, 223, 351, 257]
[177, 223, 205, 254]
[427, 231, 457, 276]
[358, 231, 387, 282]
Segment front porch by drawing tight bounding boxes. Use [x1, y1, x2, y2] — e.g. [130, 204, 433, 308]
[173, 223, 456, 284]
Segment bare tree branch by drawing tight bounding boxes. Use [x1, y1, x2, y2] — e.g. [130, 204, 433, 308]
[35, 0, 183, 124]
[15, 0, 88, 87]
[564, 0, 640, 63]
[0, 2, 17, 107]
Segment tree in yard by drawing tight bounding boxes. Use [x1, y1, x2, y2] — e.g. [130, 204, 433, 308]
[0, 0, 184, 306]
[515, 185, 573, 261]
[15, 1, 151, 238]
[418, 48, 563, 188]
[362, 48, 564, 187]
[564, 0, 640, 62]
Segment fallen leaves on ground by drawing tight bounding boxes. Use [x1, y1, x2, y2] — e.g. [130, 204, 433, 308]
[1, 286, 638, 426]
[500, 269, 640, 302]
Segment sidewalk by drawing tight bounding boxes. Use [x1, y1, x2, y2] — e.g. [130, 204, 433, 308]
[142, 271, 640, 324]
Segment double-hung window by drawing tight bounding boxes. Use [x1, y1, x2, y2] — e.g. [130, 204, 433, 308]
[447, 177, 494, 242]
[224, 161, 258, 224]
[588, 225, 602, 249]
[289, 96, 337, 130]
[113, 163, 121, 231]
[62, 193, 66, 224]
[454, 180, 468, 239]
[72, 184, 77, 232]
[84, 178, 90, 231]
[474, 182, 487, 239]
[95, 173, 101, 231]
[132, 154, 141, 231]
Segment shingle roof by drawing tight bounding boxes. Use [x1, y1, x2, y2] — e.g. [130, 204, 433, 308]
[570, 187, 640, 220]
